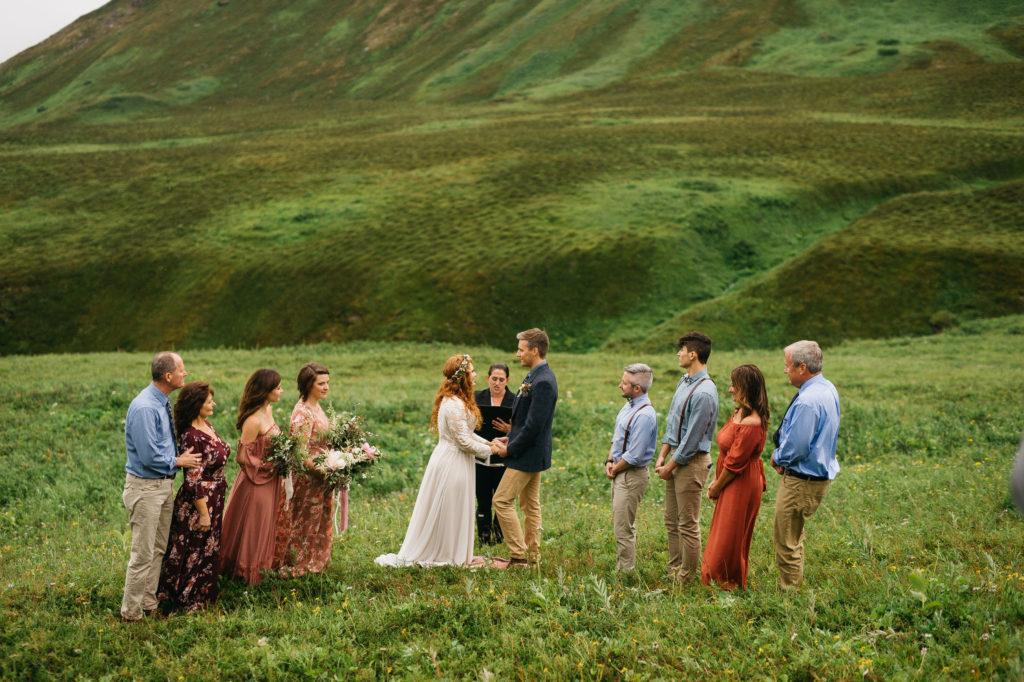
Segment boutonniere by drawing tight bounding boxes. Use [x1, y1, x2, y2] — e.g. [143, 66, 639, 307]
[517, 382, 532, 397]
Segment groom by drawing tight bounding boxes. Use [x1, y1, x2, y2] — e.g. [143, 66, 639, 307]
[492, 328, 558, 568]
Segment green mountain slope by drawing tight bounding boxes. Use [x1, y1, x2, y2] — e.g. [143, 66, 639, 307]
[1, 0, 1023, 354]
[1, 0, 1020, 124]
[625, 180, 1024, 351]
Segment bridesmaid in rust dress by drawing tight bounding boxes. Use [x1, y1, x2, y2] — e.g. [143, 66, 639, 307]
[701, 364, 769, 590]
[273, 362, 337, 576]
[157, 381, 229, 612]
[220, 369, 283, 585]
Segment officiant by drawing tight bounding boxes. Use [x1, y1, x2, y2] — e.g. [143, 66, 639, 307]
[473, 362, 515, 545]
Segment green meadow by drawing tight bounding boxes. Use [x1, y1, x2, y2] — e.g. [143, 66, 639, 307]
[1, 319, 1022, 679]
[2, 1, 1024, 674]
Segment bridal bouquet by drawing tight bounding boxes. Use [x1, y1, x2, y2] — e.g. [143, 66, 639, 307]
[313, 406, 382, 491]
[266, 432, 306, 477]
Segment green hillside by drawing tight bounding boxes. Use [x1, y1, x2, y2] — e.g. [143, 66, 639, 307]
[1, 0, 1023, 354]
[625, 180, 1024, 350]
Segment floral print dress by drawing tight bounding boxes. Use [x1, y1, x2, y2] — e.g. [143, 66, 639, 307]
[272, 402, 341, 575]
[157, 423, 229, 611]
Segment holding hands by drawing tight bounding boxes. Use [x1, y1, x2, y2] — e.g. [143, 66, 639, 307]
[490, 437, 508, 458]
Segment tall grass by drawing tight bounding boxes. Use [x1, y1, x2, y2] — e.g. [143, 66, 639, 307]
[1, 320, 1022, 678]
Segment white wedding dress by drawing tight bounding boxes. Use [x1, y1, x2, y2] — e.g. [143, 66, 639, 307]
[375, 397, 492, 567]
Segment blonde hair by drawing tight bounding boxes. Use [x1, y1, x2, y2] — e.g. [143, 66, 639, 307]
[430, 355, 482, 433]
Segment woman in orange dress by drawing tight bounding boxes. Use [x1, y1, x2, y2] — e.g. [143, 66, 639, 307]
[701, 364, 769, 589]
[273, 362, 337, 576]
[219, 369, 283, 585]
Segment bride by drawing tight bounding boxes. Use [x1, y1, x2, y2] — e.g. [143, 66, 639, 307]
[376, 355, 501, 567]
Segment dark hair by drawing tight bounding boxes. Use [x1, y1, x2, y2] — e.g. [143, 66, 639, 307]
[151, 352, 178, 382]
[730, 364, 770, 430]
[236, 369, 281, 432]
[297, 362, 330, 401]
[677, 331, 712, 364]
[517, 328, 550, 358]
[488, 362, 510, 378]
[174, 382, 212, 437]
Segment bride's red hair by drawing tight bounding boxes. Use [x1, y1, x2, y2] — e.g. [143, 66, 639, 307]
[430, 355, 482, 433]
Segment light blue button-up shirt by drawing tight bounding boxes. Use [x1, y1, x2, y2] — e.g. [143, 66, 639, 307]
[125, 383, 178, 479]
[772, 374, 841, 480]
[662, 368, 719, 466]
[610, 394, 658, 468]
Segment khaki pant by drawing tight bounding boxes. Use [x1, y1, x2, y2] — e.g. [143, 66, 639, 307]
[611, 466, 650, 571]
[773, 474, 831, 589]
[663, 453, 711, 582]
[121, 474, 174, 620]
[493, 468, 541, 562]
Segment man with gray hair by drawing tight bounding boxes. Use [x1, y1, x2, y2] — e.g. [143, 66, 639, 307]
[120, 352, 201, 621]
[605, 363, 658, 572]
[770, 340, 840, 589]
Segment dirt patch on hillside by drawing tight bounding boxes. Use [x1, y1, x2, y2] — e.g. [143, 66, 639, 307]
[362, 0, 448, 51]
[988, 23, 1024, 57]
[908, 40, 986, 70]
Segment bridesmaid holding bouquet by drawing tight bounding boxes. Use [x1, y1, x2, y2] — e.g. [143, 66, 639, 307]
[220, 369, 283, 585]
[157, 381, 229, 612]
[273, 362, 339, 576]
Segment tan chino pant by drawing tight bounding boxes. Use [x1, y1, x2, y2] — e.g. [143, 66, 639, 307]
[493, 468, 541, 562]
[773, 474, 831, 589]
[663, 453, 711, 582]
[121, 474, 174, 620]
[611, 465, 650, 571]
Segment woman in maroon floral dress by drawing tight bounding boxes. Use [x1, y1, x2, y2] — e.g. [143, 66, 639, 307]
[273, 362, 339, 576]
[157, 382, 229, 612]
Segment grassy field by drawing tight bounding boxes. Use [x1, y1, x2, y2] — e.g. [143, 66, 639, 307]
[1, 1, 1023, 355]
[2, 66, 1023, 355]
[1, 319, 1022, 678]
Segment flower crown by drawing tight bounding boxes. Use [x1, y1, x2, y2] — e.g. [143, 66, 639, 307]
[449, 355, 472, 382]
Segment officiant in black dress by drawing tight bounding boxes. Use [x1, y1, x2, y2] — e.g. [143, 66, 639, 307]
[474, 362, 515, 544]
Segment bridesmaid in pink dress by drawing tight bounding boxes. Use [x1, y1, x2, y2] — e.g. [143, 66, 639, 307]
[273, 362, 342, 576]
[220, 369, 283, 585]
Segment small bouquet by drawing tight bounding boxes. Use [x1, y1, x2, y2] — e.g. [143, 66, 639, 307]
[314, 405, 382, 492]
[266, 431, 306, 478]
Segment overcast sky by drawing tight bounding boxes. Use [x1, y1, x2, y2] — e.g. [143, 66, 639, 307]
[0, 0, 110, 65]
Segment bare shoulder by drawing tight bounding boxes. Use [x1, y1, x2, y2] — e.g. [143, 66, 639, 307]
[739, 413, 763, 426]
[240, 414, 266, 441]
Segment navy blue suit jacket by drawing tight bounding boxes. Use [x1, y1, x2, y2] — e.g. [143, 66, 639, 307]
[504, 362, 557, 472]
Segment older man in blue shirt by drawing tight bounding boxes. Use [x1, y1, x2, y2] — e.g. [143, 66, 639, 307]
[605, 363, 658, 572]
[120, 352, 200, 622]
[771, 340, 841, 589]
[655, 331, 719, 583]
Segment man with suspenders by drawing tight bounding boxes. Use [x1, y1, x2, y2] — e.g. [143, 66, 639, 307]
[605, 363, 659, 573]
[655, 332, 720, 583]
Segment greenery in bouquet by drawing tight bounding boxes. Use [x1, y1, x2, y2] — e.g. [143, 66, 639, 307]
[314, 405, 383, 491]
[265, 431, 306, 477]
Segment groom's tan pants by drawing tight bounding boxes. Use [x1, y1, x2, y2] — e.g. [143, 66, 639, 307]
[493, 468, 541, 562]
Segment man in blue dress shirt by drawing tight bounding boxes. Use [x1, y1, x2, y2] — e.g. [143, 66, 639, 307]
[655, 331, 719, 583]
[120, 352, 200, 621]
[605, 363, 658, 572]
[770, 340, 841, 589]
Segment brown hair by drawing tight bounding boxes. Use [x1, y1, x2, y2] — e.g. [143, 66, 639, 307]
[297, 362, 330, 401]
[730, 364, 770, 429]
[236, 369, 281, 432]
[430, 355, 482, 433]
[174, 381, 211, 437]
[516, 328, 549, 358]
[677, 331, 712, 364]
